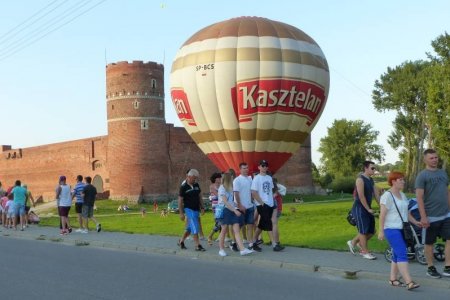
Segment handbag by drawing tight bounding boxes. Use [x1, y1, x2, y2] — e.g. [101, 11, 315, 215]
[389, 192, 413, 242]
[347, 210, 356, 226]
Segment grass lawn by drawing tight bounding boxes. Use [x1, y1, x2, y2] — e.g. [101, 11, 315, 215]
[38, 196, 390, 253]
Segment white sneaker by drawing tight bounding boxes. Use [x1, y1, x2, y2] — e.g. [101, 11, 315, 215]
[240, 248, 254, 256]
[347, 240, 356, 255]
[360, 252, 376, 260]
[219, 249, 227, 257]
[75, 229, 83, 233]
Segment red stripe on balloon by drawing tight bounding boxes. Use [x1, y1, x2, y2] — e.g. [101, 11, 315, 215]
[206, 152, 293, 175]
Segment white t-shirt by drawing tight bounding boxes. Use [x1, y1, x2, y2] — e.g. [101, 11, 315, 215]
[218, 185, 235, 208]
[251, 174, 274, 207]
[380, 191, 409, 229]
[233, 175, 253, 209]
[58, 184, 72, 207]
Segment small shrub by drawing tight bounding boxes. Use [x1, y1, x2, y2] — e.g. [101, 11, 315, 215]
[329, 176, 355, 193]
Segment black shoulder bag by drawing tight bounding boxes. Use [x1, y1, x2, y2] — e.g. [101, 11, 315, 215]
[389, 191, 413, 242]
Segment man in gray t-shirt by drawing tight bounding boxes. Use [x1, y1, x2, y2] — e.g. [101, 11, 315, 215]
[415, 149, 450, 278]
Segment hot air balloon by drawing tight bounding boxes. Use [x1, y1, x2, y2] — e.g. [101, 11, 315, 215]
[170, 16, 329, 174]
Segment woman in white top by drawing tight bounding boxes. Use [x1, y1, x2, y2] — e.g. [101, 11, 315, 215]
[378, 171, 420, 290]
[218, 172, 253, 257]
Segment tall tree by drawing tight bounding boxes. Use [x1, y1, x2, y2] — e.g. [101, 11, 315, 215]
[318, 119, 385, 178]
[372, 60, 430, 189]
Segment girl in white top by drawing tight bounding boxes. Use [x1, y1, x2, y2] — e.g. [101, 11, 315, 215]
[378, 171, 420, 290]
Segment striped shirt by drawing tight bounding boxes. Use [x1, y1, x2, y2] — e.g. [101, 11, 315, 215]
[72, 182, 86, 203]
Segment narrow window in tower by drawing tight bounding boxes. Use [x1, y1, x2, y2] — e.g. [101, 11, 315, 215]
[151, 79, 157, 89]
[141, 120, 149, 130]
[133, 100, 140, 109]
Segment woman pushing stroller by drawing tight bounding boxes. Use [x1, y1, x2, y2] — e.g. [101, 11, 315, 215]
[378, 171, 420, 290]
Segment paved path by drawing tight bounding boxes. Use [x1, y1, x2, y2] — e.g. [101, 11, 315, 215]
[1, 225, 450, 290]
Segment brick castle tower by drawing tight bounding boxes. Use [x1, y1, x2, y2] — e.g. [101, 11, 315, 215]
[106, 61, 169, 201]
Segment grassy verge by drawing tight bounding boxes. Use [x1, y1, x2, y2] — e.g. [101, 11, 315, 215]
[38, 195, 390, 253]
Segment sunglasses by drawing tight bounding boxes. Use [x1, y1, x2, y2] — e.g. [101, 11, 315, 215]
[261, 164, 268, 168]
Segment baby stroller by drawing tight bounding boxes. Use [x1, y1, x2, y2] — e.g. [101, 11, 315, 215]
[384, 198, 445, 264]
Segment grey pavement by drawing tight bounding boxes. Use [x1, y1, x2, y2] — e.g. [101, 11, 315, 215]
[1, 224, 450, 290]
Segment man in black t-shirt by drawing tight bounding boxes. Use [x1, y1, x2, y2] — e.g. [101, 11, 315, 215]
[177, 169, 206, 251]
[81, 176, 101, 233]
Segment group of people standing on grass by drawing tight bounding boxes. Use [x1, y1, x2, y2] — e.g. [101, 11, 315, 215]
[56, 175, 100, 235]
[0, 180, 35, 230]
[347, 148, 450, 291]
[177, 160, 285, 256]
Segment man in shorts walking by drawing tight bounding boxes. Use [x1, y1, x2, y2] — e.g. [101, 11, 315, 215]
[81, 176, 101, 233]
[72, 175, 86, 232]
[177, 169, 206, 252]
[251, 160, 284, 252]
[416, 149, 450, 278]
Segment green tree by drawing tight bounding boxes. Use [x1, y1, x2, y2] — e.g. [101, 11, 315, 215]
[318, 119, 385, 178]
[372, 60, 430, 190]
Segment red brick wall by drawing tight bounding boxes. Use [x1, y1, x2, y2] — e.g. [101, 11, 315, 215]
[0, 137, 109, 201]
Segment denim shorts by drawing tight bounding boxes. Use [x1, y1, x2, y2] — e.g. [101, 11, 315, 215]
[184, 208, 200, 234]
[15, 204, 25, 216]
[243, 207, 255, 225]
[221, 207, 244, 226]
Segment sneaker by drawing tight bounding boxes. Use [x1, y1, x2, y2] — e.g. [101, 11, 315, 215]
[219, 249, 227, 257]
[96, 223, 101, 233]
[240, 248, 254, 256]
[427, 266, 442, 278]
[442, 266, 450, 277]
[360, 252, 376, 260]
[177, 240, 187, 250]
[195, 244, 206, 252]
[347, 240, 356, 255]
[250, 244, 262, 252]
[67, 227, 72, 233]
[75, 228, 83, 233]
[230, 242, 239, 252]
[273, 244, 285, 252]
[255, 239, 264, 245]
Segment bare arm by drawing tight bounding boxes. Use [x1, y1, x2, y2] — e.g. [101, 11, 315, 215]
[378, 203, 387, 240]
[178, 196, 185, 221]
[416, 188, 428, 228]
[251, 190, 264, 206]
[222, 193, 240, 216]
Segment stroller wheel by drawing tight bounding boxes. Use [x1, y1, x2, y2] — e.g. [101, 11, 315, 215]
[384, 247, 393, 263]
[415, 246, 427, 265]
[434, 243, 445, 262]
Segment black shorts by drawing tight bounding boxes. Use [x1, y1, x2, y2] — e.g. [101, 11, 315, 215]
[424, 218, 450, 245]
[256, 204, 274, 231]
[58, 206, 71, 217]
[75, 203, 83, 214]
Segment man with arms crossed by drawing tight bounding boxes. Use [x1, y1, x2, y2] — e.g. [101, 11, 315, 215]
[416, 149, 450, 278]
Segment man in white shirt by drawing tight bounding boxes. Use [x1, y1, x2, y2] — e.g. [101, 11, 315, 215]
[233, 162, 254, 249]
[251, 160, 284, 252]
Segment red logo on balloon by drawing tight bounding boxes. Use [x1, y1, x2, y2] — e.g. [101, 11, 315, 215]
[171, 89, 196, 126]
[231, 79, 326, 125]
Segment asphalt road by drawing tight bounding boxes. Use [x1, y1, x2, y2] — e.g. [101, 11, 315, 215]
[1, 237, 448, 300]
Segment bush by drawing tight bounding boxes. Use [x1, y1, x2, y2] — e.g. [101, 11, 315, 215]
[329, 176, 355, 193]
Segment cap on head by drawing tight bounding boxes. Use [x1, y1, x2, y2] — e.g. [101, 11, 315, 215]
[259, 160, 269, 167]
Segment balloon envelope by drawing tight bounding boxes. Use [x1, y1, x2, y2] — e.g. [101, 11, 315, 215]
[170, 16, 329, 174]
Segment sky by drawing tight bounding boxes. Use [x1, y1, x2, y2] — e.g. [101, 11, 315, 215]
[0, 0, 449, 166]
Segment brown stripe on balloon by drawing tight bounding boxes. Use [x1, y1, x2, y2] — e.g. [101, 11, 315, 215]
[182, 17, 317, 46]
[190, 128, 308, 143]
[172, 48, 328, 73]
